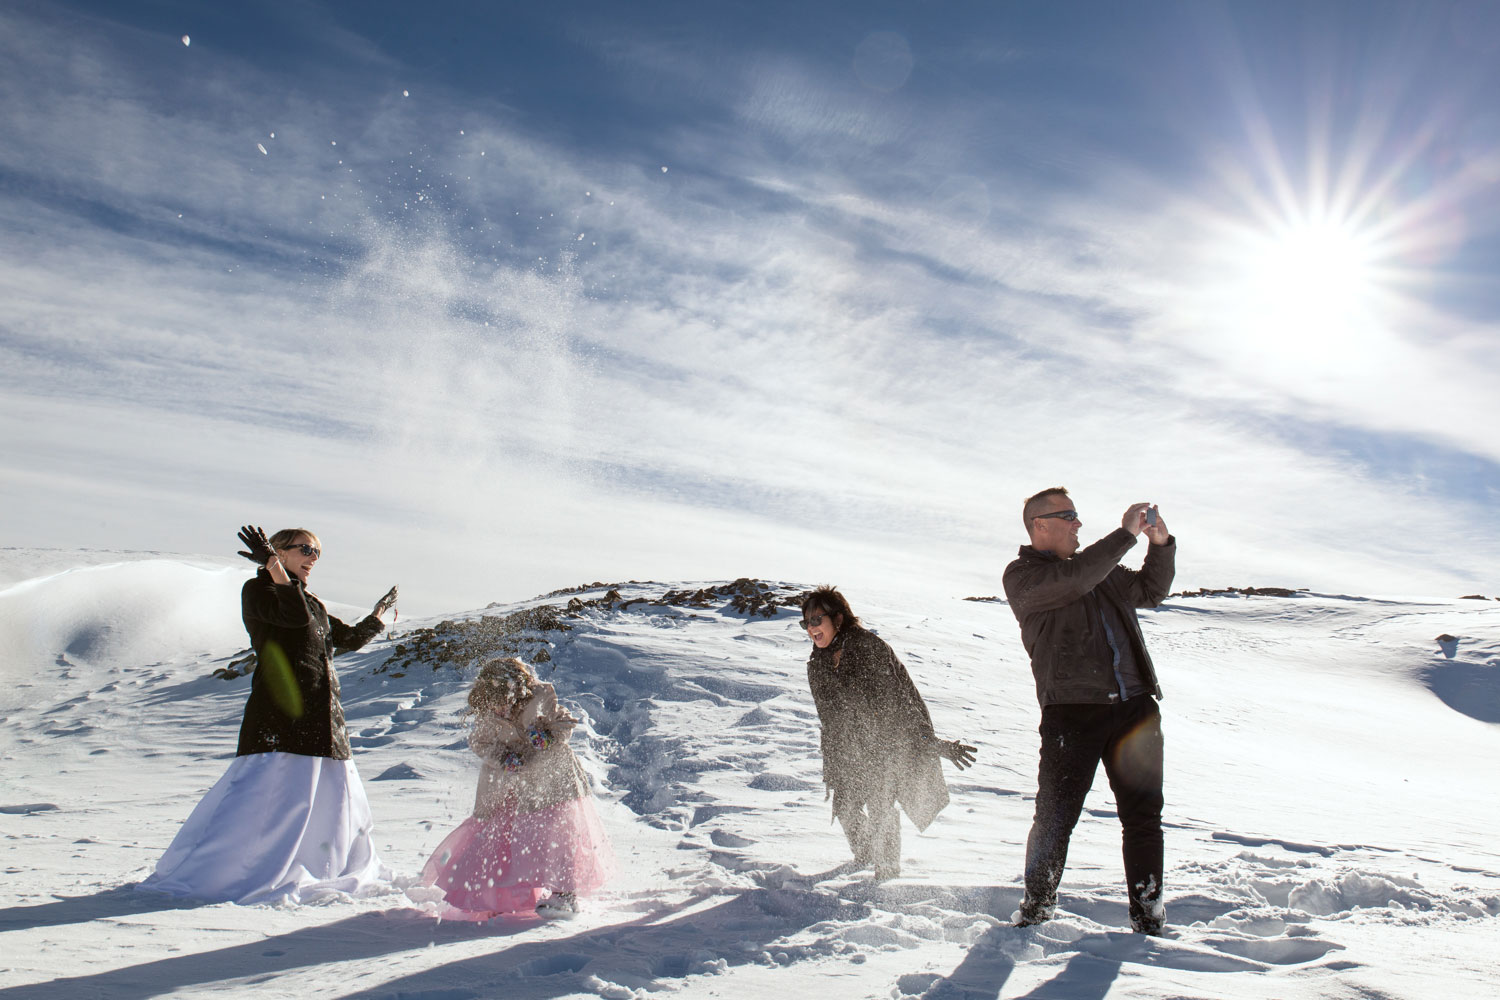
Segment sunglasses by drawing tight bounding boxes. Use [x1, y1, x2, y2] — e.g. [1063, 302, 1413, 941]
[280, 543, 321, 558]
[1033, 509, 1080, 523]
[798, 613, 829, 631]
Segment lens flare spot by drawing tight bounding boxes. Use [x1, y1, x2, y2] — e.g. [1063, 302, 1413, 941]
[259, 640, 304, 719]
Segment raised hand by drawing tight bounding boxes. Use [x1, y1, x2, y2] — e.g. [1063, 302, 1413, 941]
[1121, 503, 1152, 536]
[1143, 505, 1170, 545]
[937, 738, 977, 770]
[372, 585, 399, 619]
[236, 525, 275, 565]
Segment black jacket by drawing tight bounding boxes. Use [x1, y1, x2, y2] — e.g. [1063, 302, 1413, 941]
[1002, 527, 1176, 707]
[806, 626, 949, 831]
[237, 569, 383, 759]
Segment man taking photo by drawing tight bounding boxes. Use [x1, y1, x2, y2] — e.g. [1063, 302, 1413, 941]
[1002, 487, 1176, 935]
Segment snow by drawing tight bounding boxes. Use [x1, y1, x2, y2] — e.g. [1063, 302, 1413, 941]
[1, 553, 1497, 998]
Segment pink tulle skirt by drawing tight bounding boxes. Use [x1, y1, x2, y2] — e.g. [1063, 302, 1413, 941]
[421, 794, 617, 915]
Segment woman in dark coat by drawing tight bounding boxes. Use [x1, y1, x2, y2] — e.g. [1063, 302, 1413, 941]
[141, 525, 398, 904]
[802, 586, 975, 880]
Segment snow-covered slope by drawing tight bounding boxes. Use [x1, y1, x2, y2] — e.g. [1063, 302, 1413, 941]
[1, 557, 1497, 999]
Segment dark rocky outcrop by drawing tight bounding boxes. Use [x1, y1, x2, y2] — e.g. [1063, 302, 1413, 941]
[1170, 586, 1304, 598]
[374, 579, 807, 675]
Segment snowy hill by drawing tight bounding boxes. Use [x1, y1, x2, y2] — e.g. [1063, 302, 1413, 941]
[1, 556, 1497, 999]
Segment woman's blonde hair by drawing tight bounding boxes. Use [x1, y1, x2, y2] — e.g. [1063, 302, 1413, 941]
[467, 656, 535, 717]
[268, 528, 323, 552]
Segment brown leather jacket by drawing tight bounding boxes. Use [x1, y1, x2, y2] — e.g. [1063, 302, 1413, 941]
[1002, 527, 1176, 707]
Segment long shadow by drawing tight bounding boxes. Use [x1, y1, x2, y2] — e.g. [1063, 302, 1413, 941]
[0, 905, 522, 1000]
[917, 923, 1017, 1000]
[334, 886, 870, 1000]
[917, 925, 1123, 1000]
[1014, 952, 1122, 999]
[0, 886, 857, 1000]
[0, 886, 211, 932]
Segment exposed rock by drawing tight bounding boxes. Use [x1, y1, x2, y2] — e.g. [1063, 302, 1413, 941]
[377, 579, 807, 674]
[1170, 586, 1304, 598]
[1435, 634, 1458, 643]
[656, 578, 803, 618]
[1459, 594, 1490, 601]
[212, 648, 258, 680]
[377, 604, 574, 675]
[537, 580, 657, 600]
[963, 596, 1004, 603]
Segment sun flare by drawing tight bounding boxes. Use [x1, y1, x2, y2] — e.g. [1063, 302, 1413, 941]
[1203, 205, 1396, 373]
[1241, 217, 1378, 335]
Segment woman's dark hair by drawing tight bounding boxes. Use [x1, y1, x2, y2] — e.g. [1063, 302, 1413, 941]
[800, 585, 859, 633]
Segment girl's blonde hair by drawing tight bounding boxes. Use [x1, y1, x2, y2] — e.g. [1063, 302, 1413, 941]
[467, 656, 535, 717]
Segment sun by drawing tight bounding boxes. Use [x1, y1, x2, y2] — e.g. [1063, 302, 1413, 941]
[1192, 199, 1399, 380]
[1238, 215, 1379, 340]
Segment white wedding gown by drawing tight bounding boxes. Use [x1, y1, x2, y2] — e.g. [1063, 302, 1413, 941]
[140, 751, 390, 904]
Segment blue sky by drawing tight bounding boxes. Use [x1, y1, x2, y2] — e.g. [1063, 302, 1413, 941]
[2, 0, 1497, 614]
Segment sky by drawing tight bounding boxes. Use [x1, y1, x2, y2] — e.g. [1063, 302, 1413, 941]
[2, 0, 1498, 616]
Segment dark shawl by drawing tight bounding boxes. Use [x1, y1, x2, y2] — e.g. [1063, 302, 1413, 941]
[806, 625, 949, 830]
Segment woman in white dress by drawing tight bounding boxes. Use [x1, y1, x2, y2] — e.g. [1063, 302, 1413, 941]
[141, 525, 397, 904]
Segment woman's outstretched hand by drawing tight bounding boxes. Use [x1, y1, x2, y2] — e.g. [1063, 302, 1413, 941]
[936, 738, 977, 770]
[372, 585, 399, 619]
[236, 525, 275, 565]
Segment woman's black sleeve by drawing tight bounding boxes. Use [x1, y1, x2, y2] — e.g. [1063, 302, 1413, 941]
[329, 613, 384, 655]
[242, 578, 312, 629]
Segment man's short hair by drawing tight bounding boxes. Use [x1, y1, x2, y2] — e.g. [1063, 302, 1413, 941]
[1022, 487, 1070, 537]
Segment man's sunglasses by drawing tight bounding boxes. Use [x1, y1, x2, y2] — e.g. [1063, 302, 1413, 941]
[280, 543, 321, 558]
[798, 613, 828, 631]
[1033, 510, 1080, 523]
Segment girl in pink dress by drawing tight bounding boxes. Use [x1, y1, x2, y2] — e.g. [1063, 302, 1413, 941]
[421, 656, 616, 918]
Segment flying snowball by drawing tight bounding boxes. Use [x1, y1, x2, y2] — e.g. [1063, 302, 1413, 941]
[403, 90, 409, 97]
[661, 166, 668, 172]
[181, 35, 190, 47]
[257, 143, 268, 155]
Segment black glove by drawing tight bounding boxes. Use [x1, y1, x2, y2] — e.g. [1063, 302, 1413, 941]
[937, 739, 978, 770]
[372, 585, 399, 618]
[236, 525, 276, 566]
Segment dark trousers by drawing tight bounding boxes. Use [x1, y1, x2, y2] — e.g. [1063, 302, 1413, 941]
[1024, 695, 1164, 925]
[833, 777, 901, 871]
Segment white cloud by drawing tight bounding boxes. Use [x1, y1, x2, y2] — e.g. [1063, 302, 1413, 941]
[2, 3, 1497, 613]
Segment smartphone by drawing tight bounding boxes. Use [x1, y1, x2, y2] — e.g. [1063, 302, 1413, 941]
[1146, 507, 1158, 527]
